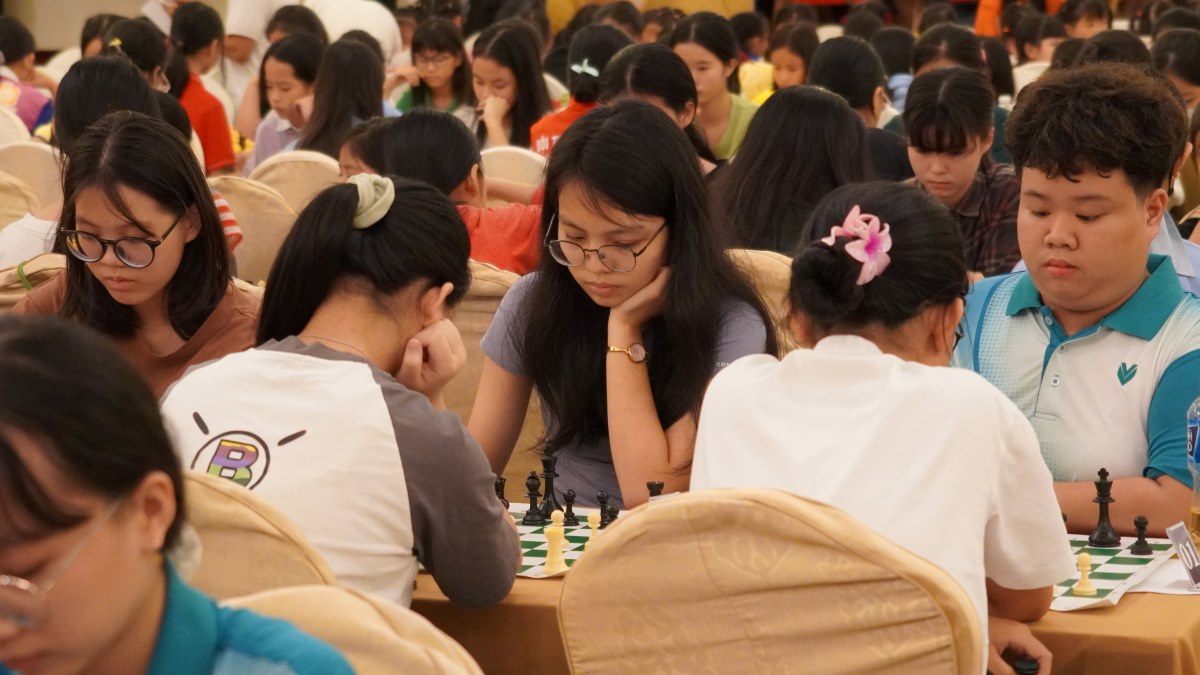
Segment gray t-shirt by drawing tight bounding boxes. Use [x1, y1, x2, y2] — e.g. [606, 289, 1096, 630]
[481, 273, 769, 508]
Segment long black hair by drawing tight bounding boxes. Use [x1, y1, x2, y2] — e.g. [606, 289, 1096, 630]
[102, 18, 168, 83]
[567, 24, 634, 104]
[792, 182, 968, 335]
[471, 19, 552, 149]
[522, 100, 777, 451]
[165, 2, 224, 99]
[714, 86, 870, 253]
[299, 39, 384, 158]
[912, 23, 984, 73]
[257, 177, 471, 343]
[669, 11, 742, 94]
[409, 17, 475, 111]
[257, 33, 325, 120]
[904, 67, 996, 169]
[0, 316, 185, 549]
[57, 112, 229, 340]
[808, 36, 885, 110]
[81, 13, 125, 55]
[1154, 28, 1200, 91]
[598, 43, 717, 163]
[355, 111, 480, 196]
[54, 56, 161, 158]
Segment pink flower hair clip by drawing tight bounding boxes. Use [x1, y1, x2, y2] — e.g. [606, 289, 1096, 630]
[819, 205, 893, 285]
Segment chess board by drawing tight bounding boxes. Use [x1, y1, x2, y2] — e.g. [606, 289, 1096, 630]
[512, 507, 600, 578]
[1052, 536, 1176, 612]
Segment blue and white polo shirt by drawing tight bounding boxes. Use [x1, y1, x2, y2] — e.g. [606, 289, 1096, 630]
[956, 255, 1200, 487]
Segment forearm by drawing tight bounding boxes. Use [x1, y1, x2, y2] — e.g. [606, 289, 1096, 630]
[1056, 475, 1190, 537]
[986, 579, 1052, 622]
[488, 178, 537, 205]
[484, 117, 509, 148]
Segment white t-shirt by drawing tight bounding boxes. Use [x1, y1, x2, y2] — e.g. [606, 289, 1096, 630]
[692, 335, 1075, 672]
[302, 0, 403, 64]
[160, 337, 519, 607]
[0, 213, 56, 268]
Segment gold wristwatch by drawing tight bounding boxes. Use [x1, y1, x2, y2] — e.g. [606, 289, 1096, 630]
[607, 343, 648, 363]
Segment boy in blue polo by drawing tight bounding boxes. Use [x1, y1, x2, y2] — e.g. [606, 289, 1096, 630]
[956, 62, 1200, 537]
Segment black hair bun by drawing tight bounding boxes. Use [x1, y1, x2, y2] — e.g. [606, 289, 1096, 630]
[790, 239, 865, 325]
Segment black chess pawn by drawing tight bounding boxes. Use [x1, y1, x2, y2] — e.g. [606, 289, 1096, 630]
[605, 503, 620, 527]
[495, 477, 509, 509]
[562, 489, 580, 526]
[1012, 658, 1040, 675]
[647, 481, 665, 498]
[539, 454, 563, 518]
[522, 471, 547, 526]
[1088, 468, 1121, 548]
[597, 491, 612, 528]
[1130, 515, 1154, 555]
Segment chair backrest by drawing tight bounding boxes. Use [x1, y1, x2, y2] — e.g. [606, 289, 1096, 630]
[0, 169, 40, 227]
[0, 252, 63, 313]
[559, 489, 982, 675]
[0, 141, 62, 208]
[209, 175, 298, 285]
[544, 73, 569, 107]
[184, 471, 339, 600]
[248, 150, 340, 214]
[225, 585, 484, 675]
[0, 108, 31, 146]
[480, 146, 546, 187]
[728, 248, 799, 353]
[816, 23, 844, 42]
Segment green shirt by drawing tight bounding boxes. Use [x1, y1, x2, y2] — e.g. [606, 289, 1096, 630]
[712, 94, 758, 161]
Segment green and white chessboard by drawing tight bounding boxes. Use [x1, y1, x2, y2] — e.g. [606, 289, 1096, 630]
[1051, 536, 1176, 611]
[512, 507, 601, 578]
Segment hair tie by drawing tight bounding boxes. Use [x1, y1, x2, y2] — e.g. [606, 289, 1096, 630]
[819, 205, 893, 285]
[108, 37, 123, 48]
[349, 173, 395, 229]
[570, 58, 599, 77]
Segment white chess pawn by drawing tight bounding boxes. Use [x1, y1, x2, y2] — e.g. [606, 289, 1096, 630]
[586, 511, 601, 550]
[544, 510, 568, 575]
[1074, 552, 1097, 596]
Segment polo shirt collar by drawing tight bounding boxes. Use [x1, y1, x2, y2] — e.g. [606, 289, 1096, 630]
[812, 334, 884, 355]
[147, 562, 221, 675]
[1006, 254, 1184, 340]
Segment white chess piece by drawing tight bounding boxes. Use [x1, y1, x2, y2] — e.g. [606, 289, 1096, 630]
[1075, 552, 1097, 596]
[544, 510, 568, 575]
[586, 511, 601, 550]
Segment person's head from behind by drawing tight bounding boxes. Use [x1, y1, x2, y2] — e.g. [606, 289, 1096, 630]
[258, 33, 324, 128]
[669, 12, 742, 100]
[845, 8, 885, 42]
[641, 7, 683, 44]
[918, 2, 959, 34]
[54, 56, 161, 159]
[773, 4, 818, 30]
[912, 22, 984, 75]
[81, 14, 125, 57]
[872, 26, 916, 77]
[0, 316, 186, 672]
[1015, 14, 1067, 63]
[1059, 0, 1112, 38]
[471, 19, 552, 148]
[300, 39, 384, 158]
[341, 29, 386, 65]
[165, 1, 224, 97]
[1006, 63, 1187, 329]
[1050, 36, 1086, 68]
[1153, 7, 1200, 39]
[598, 2, 644, 42]
[102, 18, 170, 92]
[904, 67, 996, 208]
[790, 181, 967, 365]
[716, 86, 870, 251]
[410, 17, 473, 107]
[0, 16, 37, 80]
[981, 36, 1015, 97]
[1001, 3, 1040, 52]
[347, 110, 485, 206]
[567, 24, 634, 104]
[1074, 28, 1152, 65]
[58, 112, 229, 339]
[257, 176, 471, 362]
[1153, 28, 1200, 114]
[768, 21, 819, 88]
[265, 5, 329, 45]
[730, 11, 769, 58]
[807, 36, 888, 126]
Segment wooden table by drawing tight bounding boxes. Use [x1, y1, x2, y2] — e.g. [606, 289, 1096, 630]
[412, 573, 1200, 675]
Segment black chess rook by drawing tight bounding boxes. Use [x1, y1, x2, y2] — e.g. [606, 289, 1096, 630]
[1088, 467, 1121, 548]
[523, 471, 547, 526]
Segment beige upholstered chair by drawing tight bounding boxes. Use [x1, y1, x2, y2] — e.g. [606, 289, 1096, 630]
[0, 169, 40, 227]
[226, 585, 484, 675]
[209, 175, 298, 284]
[559, 489, 982, 675]
[184, 471, 338, 600]
[481, 146, 546, 187]
[544, 73, 569, 107]
[0, 141, 61, 208]
[0, 109, 31, 146]
[247, 150, 340, 214]
[0, 253, 63, 313]
[728, 248, 799, 353]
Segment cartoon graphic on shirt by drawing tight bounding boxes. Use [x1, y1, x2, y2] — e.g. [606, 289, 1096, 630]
[1118, 362, 1138, 386]
[187, 412, 305, 489]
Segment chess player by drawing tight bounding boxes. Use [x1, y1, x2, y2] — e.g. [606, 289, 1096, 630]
[956, 63, 1200, 537]
[692, 181, 1074, 675]
[160, 175, 520, 608]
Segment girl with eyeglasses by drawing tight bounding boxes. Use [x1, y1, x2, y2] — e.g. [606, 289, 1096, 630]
[14, 111, 258, 398]
[468, 100, 778, 509]
[395, 18, 477, 128]
[0, 315, 352, 675]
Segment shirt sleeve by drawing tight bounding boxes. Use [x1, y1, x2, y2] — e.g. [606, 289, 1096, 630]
[479, 273, 536, 376]
[713, 300, 769, 372]
[1145, 350, 1200, 487]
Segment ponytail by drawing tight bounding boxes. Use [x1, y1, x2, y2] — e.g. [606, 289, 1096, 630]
[166, 2, 224, 99]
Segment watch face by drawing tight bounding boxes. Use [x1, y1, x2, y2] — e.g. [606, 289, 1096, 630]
[629, 343, 647, 362]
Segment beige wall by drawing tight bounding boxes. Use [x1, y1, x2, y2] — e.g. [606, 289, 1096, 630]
[8, 0, 229, 52]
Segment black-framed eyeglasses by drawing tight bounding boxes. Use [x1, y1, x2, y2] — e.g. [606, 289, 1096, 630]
[544, 215, 667, 273]
[415, 52, 454, 68]
[61, 212, 184, 269]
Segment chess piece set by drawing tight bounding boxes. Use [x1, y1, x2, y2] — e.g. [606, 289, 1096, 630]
[1073, 468, 1154, 596]
[513, 455, 622, 529]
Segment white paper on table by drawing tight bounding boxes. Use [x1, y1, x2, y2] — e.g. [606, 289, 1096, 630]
[1128, 556, 1200, 595]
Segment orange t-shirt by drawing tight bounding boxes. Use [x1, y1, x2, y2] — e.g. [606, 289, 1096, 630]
[456, 203, 542, 275]
[14, 273, 260, 397]
[180, 72, 235, 174]
[529, 99, 596, 158]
